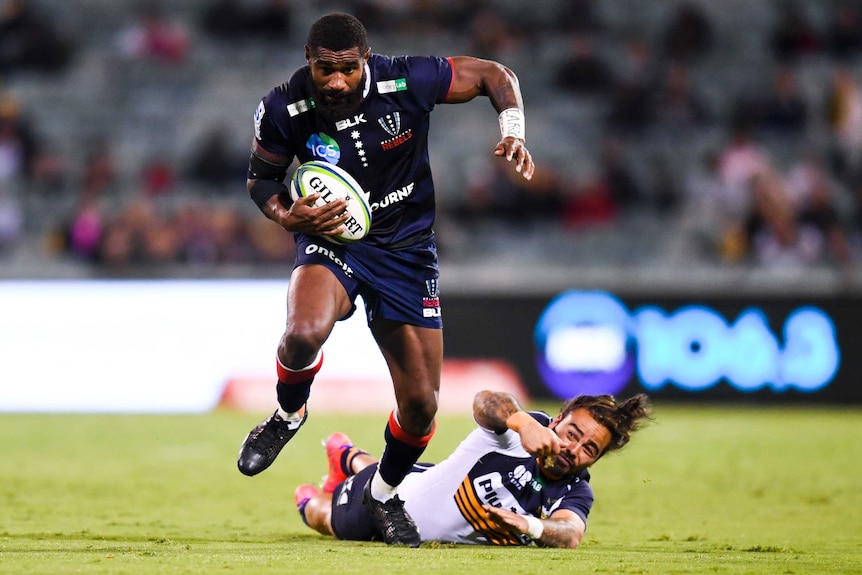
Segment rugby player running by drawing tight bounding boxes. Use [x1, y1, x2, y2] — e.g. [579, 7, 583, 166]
[236, 13, 535, 547]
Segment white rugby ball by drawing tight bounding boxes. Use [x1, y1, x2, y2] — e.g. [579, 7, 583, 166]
[289, 160, 371, 244]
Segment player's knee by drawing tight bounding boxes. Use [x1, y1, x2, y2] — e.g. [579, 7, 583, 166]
[398, 394, 438, 431]
[279, 330, 324, 367]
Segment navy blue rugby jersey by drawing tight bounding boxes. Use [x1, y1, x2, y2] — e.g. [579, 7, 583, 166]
[253, 53, 454, 248]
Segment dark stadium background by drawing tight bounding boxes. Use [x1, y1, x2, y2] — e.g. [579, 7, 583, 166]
[3, 0, 862, 408]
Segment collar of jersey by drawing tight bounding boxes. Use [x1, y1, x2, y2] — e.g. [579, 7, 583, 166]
[362, 62, 371, 99]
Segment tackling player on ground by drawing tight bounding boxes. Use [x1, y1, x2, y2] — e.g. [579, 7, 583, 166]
[236, 13, 535, 547]
[295, 390, 651, 547]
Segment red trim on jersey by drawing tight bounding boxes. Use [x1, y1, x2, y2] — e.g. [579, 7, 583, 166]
[276, 352, 324, 385]
[388, 410, 436, 447]
[444, 57, 456, 102]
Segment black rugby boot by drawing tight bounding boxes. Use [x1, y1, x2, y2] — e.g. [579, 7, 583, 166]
[362, 478, 421, 547]
[237, 408, 307, 476]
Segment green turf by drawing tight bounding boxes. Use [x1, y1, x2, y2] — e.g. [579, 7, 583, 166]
[1, 403, 861, 574]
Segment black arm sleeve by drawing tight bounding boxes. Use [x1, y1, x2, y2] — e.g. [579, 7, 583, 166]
[248, 151, 288, 181]
[247, 151, 291, 212]
[248, 179, 290, 212]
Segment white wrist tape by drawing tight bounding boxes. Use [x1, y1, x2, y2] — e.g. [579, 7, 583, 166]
[498, 108, 525, 140]
[525, 515, 544, 540]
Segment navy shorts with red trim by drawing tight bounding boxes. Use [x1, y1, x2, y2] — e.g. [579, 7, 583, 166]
[293, 233, 442, 328]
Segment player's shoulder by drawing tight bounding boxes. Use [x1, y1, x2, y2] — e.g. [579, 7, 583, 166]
[370, 53, 449, 76]
[286, 65, 311, 87]
[262, 66, 310, 101]
[258, 67, 313, 120]
[369, 53, 453, 108]
[549, 468, 592, 495]
[369, 53, 407, 79]
[528, 410, 552, 427]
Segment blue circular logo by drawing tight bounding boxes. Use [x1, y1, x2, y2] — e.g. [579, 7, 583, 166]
[306, 133, 341, 163]
[534, 290, 635, 398]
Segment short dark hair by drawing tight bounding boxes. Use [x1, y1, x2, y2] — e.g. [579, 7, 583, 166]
[559, 393, 651, 454]
[307, 13, 369, 53]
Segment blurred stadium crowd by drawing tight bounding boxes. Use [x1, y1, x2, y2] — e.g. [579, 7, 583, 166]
[3, 0, 862, 286]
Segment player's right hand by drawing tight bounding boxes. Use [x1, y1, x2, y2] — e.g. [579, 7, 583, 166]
[281, 193, 350, 236]
[513, 415, 564, 465]
[494, 137, 535, 181]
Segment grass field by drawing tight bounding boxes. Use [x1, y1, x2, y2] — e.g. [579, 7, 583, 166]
[2, 402, 861, 574]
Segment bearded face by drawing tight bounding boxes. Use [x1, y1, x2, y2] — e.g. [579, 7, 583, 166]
[311, 73, 365, 121]
[307, 47, 368, 122]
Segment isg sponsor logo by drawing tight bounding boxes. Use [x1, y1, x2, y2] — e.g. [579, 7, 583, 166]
[306, 133, 341, 163]
[534, 290, 840, 398]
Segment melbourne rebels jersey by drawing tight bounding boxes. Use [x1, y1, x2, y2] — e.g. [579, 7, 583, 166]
[398, 412, 594, 545]
[253, 54, 454, 248]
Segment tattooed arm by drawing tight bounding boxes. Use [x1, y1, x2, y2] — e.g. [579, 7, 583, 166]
[482, 505, 586, 549]
[472, 390, 562, 462]
[472, 390, 523, 432]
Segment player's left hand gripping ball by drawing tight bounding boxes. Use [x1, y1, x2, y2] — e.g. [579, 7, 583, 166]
[290, 161, 372, 243]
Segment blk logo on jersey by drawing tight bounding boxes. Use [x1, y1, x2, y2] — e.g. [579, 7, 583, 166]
[422, 278, 441, 318]
[336, 113, 366, 131]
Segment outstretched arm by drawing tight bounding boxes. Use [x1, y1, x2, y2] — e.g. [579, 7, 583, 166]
[444, 56, 535, 180]
[472, 389, 524, 432]
[445, 56, 523, 109]
[472, 390, 564, 463]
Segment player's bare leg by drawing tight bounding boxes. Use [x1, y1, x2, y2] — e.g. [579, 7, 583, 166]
[238, 265, 351, 476]
[362, 321, 441, 547]
[295, 484, 336, 536]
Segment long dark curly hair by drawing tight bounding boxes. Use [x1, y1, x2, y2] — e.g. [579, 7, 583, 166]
[559, 393, 652, 454]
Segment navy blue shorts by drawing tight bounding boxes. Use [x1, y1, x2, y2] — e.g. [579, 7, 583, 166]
[330, 463, 434, 541]
[293, 233, 442, 328]
[330, 465, 381, 541]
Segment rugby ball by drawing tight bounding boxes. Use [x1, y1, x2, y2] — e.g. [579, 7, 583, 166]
[289, 161, 371, 244]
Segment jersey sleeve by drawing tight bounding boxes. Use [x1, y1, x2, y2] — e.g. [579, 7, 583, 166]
[252, 87, 294, 160]
[528, 411, 552, 426]
[399, 55, 453, 109]
[555, 480, 594, 526]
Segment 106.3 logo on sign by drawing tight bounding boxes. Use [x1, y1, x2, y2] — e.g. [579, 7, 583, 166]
[534, 290, 840, 398]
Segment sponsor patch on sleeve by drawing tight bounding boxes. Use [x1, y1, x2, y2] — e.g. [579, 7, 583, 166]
[377, 78, 408, 94]
[254, 100, 265, 139]
[287, 98, 316, 117]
